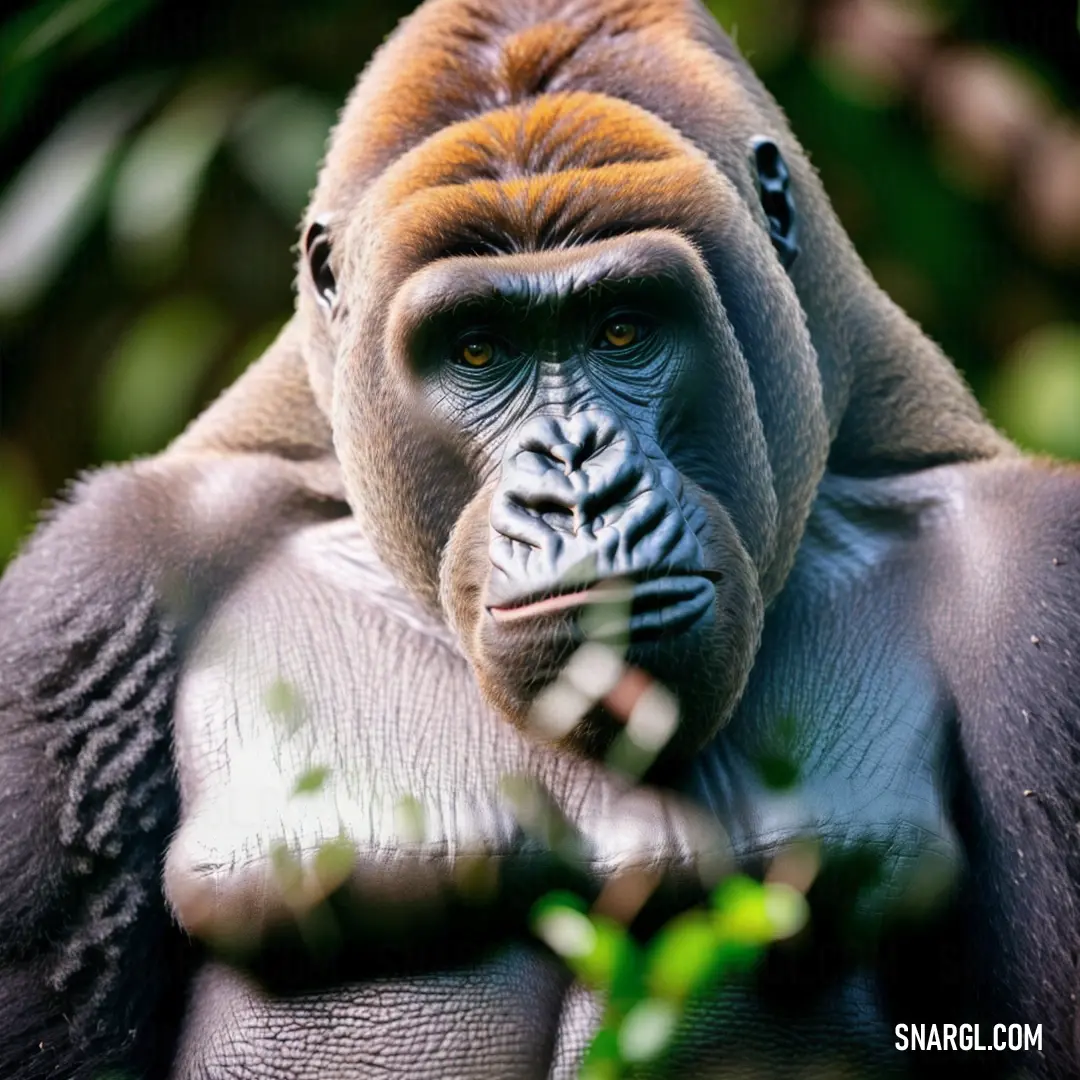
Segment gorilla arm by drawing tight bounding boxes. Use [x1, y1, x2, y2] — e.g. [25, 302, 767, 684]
[0, 322, 349, 1080]
[0, 466, 188, 1080]
[925, 459, 1080, 1072]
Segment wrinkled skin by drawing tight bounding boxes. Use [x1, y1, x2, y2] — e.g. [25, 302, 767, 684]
[1, 2, 1079, 1079]
[417, 235, 769, 754]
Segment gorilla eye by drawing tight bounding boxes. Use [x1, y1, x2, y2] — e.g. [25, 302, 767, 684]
[751, 137, 799, 270]
[459, 338, 495, 367]
[601, 320, 638, 349]
[304, 221, 337, 309]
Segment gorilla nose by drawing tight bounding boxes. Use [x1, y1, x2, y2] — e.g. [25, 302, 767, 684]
[496, 412, 645, 531]
[487, 410, 710, 613]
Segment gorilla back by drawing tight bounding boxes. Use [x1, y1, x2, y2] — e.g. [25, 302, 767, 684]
[2, 1, 1078, 1078]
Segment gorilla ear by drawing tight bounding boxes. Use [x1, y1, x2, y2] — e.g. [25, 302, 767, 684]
[750, 138, 799, 270]
[304, 219, 338, 310]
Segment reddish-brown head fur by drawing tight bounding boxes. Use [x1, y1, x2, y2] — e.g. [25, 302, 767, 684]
[309, 0, 1003, 469]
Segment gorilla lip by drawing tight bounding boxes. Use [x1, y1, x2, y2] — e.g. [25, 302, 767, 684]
[488, 572, 718, 627]
[489, 584, 634, 622]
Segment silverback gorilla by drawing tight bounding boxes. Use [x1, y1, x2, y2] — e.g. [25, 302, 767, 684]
[2, 1, 1079, 1077]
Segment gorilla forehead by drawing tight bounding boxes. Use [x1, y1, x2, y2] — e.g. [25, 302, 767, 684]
[366, 97, 728, 267]
[384, 93, 687, 193]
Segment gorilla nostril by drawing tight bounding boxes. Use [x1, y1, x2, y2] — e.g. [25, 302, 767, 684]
[530, 500, 573, 519]
[509, 490, 577, 523]
[578, 428, 598, 462]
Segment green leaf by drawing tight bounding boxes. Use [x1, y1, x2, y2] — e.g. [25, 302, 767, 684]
[763, 882, 810, 940]
[269, 841, 303, 895]
[0, 442, 41, 566]
[617, 998, 680, 1064]
[500, 776, 584, 863]
[264, 678, 307, 730]
[230, 88, 337, 220]
[4, 0, 153, 66]
[753, 749, 800, 790]
[711, 875, 770, 939]
[110, 73, 249, 278]
[394, 794, 426, 843]
[0, 77, 160, 316]
[645, 910, 721, 1000]
[313, 837, 355, 889]
[579, 1027, 622, 1080]
[533, 903, 597, 961]
[292, 765, 331, 797]
[752, 713, 803, 790]
[711, 874, 808, 948]
[530, 895, 641, 995]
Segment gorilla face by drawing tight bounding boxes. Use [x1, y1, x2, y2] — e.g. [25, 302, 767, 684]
[411, 238, 766, 753]
[307, 94, 826, 755]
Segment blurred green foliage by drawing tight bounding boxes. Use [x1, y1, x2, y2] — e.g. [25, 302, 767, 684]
[532, 876, 809, 1077]
[1, 0, 1079, 565]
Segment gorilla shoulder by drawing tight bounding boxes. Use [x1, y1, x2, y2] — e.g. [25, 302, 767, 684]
[0, 446, 348, 1080]
[929, 458, 1080, 1067]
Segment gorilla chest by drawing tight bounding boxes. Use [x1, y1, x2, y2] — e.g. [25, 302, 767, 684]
[704, 529, 959, 885]
[164, 516, 957, 1078]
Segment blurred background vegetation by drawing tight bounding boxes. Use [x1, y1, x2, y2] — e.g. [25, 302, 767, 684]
[1, 0, 1079, 564]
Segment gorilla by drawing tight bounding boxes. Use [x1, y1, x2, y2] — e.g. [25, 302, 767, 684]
[2, 0, 1078, 1077]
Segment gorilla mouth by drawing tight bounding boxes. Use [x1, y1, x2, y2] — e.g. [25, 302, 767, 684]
[489, 572, 718, 638]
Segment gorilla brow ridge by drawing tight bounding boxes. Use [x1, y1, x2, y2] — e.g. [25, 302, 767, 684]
[390, 236, 712, 366]
[386, 158, 721, 270]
